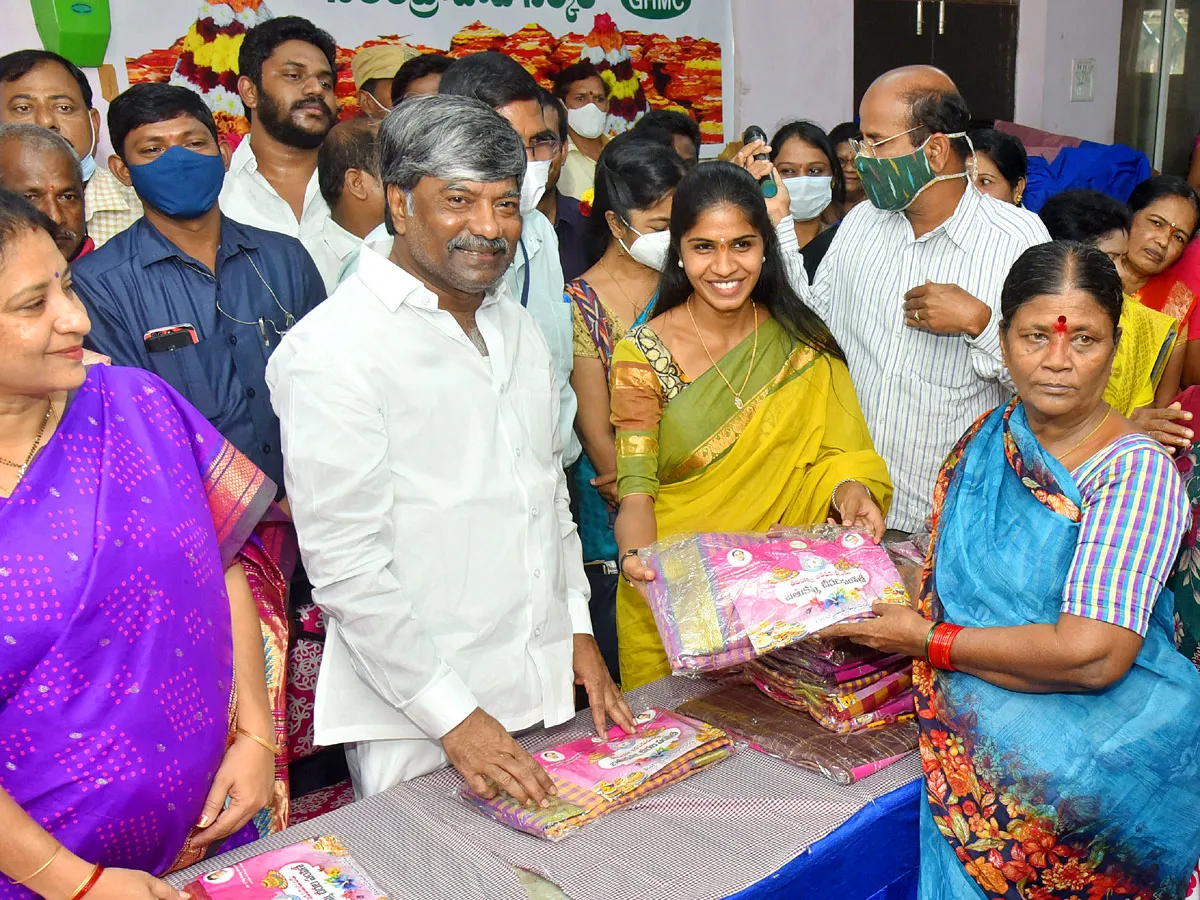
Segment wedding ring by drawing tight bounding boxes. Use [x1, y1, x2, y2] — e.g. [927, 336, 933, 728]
[914, 310, 920, 323]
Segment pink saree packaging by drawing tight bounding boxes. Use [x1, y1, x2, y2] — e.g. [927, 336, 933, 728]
[461, 709, 733, 841]
[184, 836, 387, 899]
[636, 526, 910, 674]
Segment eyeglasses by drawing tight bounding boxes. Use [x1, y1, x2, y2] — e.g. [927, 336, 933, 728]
[848, 126, 920, 159]
[525, 136, 562, 162]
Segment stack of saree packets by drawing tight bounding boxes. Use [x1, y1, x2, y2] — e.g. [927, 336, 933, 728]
[461, 709, 732, 841]
[636, 526, 911, 674]
[746, 639, 916, 735]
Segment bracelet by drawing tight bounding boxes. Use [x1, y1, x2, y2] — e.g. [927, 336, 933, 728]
[923, 623, 937, 662]
[11, 843, 62, 885]
[68, 864, 103, 900]
[928, 623, 965, 671]
[619, 548, 641, 576]
[831, 479, 872, 517]
[236, 727, 280, 756]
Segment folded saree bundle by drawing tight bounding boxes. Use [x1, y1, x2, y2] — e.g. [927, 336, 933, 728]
[461, 709, 733, 841]
[636, 526, 910, 673]
[677, 684, 918, 784]
[747, 641, 916, 734]
[185, 835, 387, 899]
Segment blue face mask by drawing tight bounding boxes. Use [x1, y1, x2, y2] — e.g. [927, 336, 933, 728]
[127, 145, 225, 219]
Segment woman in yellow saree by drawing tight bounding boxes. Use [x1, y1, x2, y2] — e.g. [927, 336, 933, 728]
[611, 162, 893, 690]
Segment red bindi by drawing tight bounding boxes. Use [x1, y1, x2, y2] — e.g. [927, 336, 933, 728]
[1054, 316, 1068, 335]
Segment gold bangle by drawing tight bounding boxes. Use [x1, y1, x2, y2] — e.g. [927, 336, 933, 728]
[236, 727, 279, 755]
[11, 843, 62, 885]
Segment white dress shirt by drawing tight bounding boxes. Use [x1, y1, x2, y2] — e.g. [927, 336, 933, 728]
[219, 135, 331, 267]
[504, 209, 581, 467]
[308, 216, 365, 294]
[781, 185, 1050, 532]
[266, 247, 592, 750]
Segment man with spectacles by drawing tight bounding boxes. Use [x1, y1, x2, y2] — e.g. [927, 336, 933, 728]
[757, 65, 1049, 537]
[441, 52, 581, 472]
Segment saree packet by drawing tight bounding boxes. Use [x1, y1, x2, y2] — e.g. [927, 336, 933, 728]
[636, 526, 910, 673]
[184, 835, 387, 899]
[677, 683, 918, 785]
[461, 708, 733, 842]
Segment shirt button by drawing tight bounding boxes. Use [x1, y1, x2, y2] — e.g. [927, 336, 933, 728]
[245, 387, 256, 399]
[228, 335, 238, 346]
[533, 568, 542, 578]
[261, 442, 272, 454]
[534, 625, 544, 637]
[515, 448, 523, 458]
[531, 507, 539, 517]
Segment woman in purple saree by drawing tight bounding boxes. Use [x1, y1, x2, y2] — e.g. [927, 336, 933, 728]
[0, 196, 290, 898]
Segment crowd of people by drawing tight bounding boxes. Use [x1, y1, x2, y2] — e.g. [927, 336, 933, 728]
[2, 14, 1200, 900]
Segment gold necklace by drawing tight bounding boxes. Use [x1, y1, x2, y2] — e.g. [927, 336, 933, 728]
[0, 400, 54, 482]
[1054, 407, 1111, 461]
[600, 257, 653, 323]
[687, 298, 758, 409]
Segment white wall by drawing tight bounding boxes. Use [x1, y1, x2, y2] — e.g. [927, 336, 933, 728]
[1015, 0, 1124, 143]
[730, 0, 856, 135]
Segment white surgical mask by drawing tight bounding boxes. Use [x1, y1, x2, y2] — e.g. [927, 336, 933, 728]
[567, 102, 607, 140]
[783, 175, 833, 222]
[521, 159, 552, 214]
[79, 111, 97, 182]
[620, 222, 671, 272]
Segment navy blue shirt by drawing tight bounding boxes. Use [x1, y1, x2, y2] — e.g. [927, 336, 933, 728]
[73, 215, 326, 491]
[554, 191, 590, 283]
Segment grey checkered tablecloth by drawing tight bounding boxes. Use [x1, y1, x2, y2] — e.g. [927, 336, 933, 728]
[170, 675, 921, 900]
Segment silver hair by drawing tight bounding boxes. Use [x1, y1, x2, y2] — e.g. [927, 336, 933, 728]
[378, 94, 525, 198]
[0, 123, 83, 185]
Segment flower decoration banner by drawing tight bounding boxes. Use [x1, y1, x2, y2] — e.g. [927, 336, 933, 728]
[113, 0, 733, 149]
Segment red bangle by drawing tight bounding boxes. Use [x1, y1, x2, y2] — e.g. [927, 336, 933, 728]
[68, 864, 103, 900]
[927, 623, 964, 671]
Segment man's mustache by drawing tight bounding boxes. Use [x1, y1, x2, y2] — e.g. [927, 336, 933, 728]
[291, 99, 334, 117]
[447, 235, 511, 255]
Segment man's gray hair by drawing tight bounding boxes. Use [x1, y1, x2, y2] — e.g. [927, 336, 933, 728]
[379, 94, 525, 196]
[0, 123, 82, 185]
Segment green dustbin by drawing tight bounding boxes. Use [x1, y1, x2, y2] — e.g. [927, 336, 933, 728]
[30, 0, 112, 68]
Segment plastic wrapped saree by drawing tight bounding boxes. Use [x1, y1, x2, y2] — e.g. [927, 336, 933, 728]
[610, 317, 893, 690]
[915, 400, 1200, 900]
[0, 366, 291, 897]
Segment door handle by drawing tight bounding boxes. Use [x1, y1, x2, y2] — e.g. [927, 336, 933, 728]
[917, 0, 924, 35]
[939, 0, 946, 35]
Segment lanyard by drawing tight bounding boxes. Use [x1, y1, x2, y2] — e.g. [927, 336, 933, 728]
[519, 237, 531, 308]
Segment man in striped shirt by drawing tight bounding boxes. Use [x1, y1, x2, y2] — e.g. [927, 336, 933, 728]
[775, 66, 1049, 533]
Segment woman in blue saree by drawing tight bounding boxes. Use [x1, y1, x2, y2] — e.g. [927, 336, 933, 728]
[829, 241, 1200, 899]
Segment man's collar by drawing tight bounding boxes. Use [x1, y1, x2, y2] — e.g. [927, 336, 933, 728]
[228, 135, 257, 175]
[903, 178, 978, 249]
[135, 213, 259, 267]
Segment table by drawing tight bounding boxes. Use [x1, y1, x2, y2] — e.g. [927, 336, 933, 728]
[171, 676, 921, 900]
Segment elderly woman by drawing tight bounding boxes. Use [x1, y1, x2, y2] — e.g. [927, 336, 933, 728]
[613, 163, 892, 690]
[829, 241, 1200, 900]
[1118, 175, 1200, 386]
[0, 191, 289, 900]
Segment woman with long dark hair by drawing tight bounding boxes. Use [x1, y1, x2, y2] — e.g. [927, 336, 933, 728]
[611, 162, 892, 689]
[567, 133, 686, 680]
[770, 120, 845, 278]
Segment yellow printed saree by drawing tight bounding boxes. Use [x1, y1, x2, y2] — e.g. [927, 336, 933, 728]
[1104, 295, 1178, 416]
[610, 317, 893, 689]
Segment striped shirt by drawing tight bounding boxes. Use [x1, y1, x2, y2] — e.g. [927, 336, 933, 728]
[780, 185, 1050, 532]
[1063, 433, 1189, 636]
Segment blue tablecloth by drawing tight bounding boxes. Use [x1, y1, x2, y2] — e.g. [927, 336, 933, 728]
[730, 778, 922, 900]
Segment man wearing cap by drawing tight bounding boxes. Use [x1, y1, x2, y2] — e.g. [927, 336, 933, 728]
[352, 44, 418, 120]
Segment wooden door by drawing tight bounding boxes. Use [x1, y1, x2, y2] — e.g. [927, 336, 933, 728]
[854, 0, 1019, 122]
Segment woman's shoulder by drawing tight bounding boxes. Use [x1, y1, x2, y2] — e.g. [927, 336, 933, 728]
[1075, 431, 1183, 500]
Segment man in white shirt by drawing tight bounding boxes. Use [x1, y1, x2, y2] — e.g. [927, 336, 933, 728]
[267, 94, 631, 801]
[440, 52, 582, 468]
[219, 16, 337, 262]
[312, 117, 385, 293]
[758, 66, 1048, 534]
